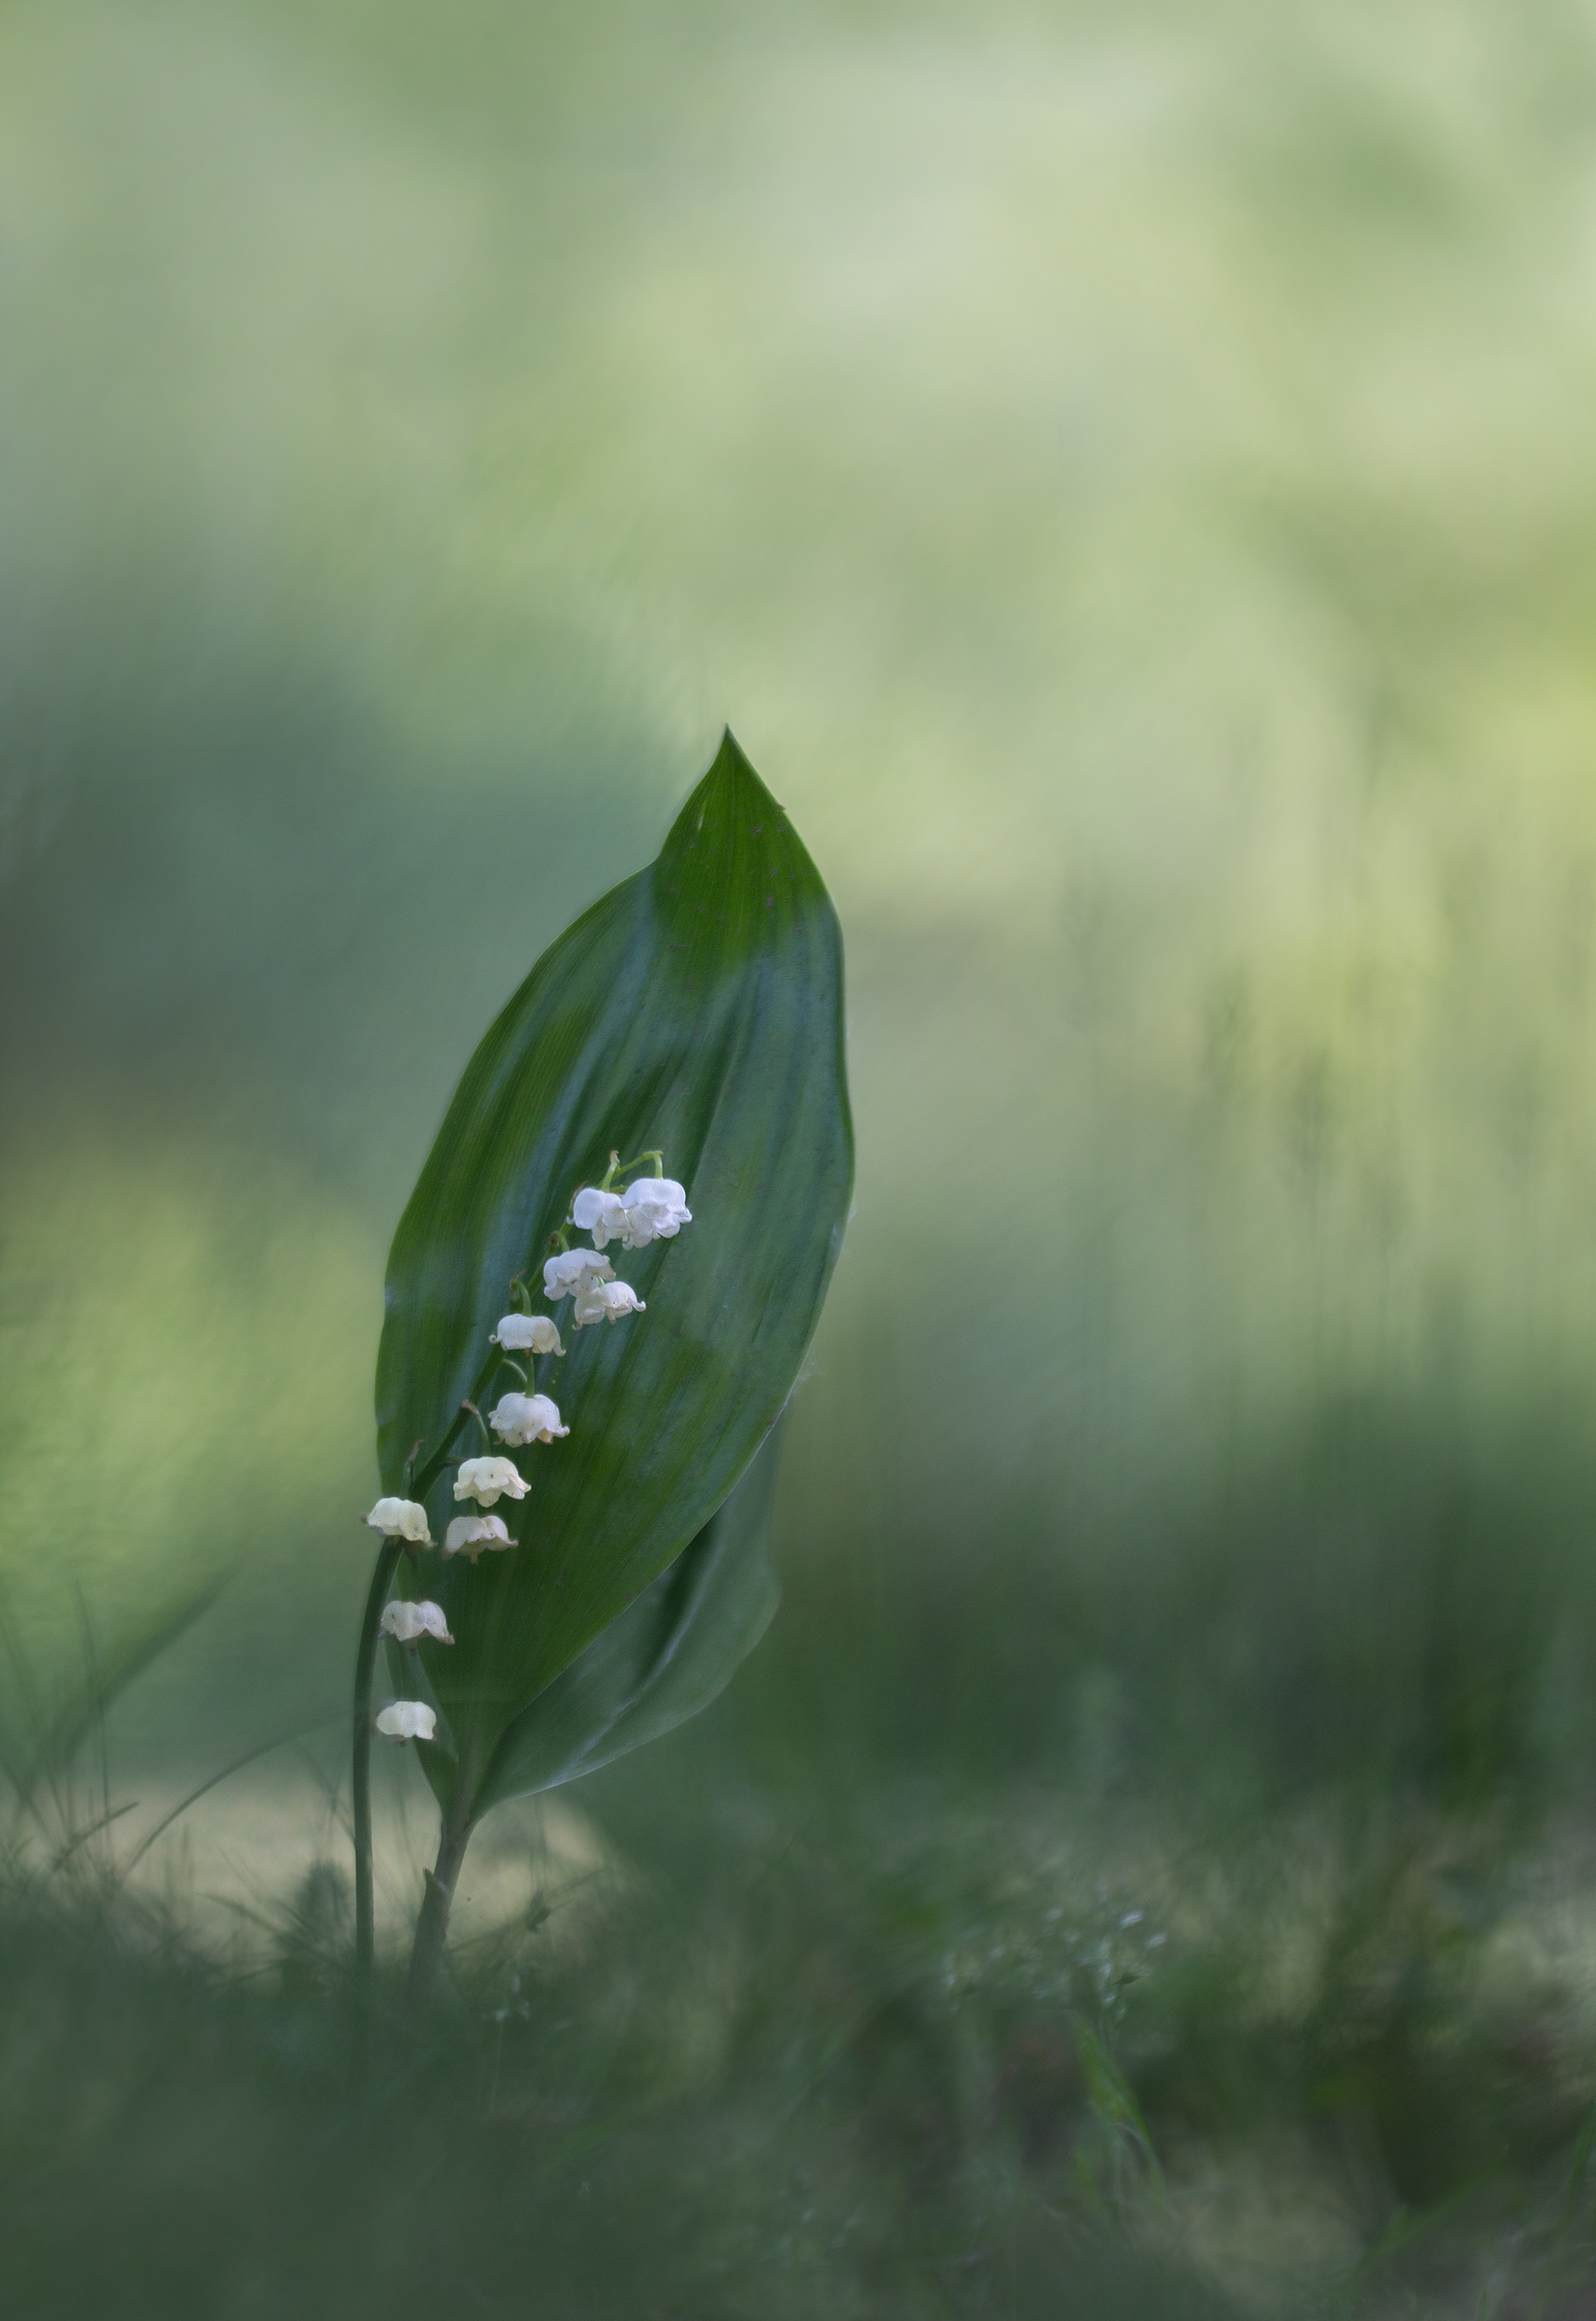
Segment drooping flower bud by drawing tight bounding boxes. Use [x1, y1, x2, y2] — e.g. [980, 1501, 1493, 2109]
[543, 1247, 616, 1303]
[488, 1391, 568, 1445]
[380, 1599, 455, 1646]
[375, 1700, 436, 1744]
[454, 1455, 529, 1506]
[572, 1278, 647, 1329]
[491, 1312, 564, 1355]
[364, 1498, 434, 1545]
[443, 1513, 513, 1562]
[571, 1186, 632, 1249]
[620, 1177, 692, 1245]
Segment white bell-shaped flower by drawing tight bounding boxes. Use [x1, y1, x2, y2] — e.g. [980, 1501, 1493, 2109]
[572, 1278, 647, 1329]
[543, 1246, 616, 1303]
[491, 1313, 564, 1355]
[488, 1391, 568, 1446]
[571, 1186, 632, 1249]
[454, 1455, 529, 1506]
[620, 1176, 692, 1246]
[442, 1513, 513, 1562]
[364, 1498, 434, 1545]
[379, 1599, 454, 1646]
[375, 1699, 436, 1744]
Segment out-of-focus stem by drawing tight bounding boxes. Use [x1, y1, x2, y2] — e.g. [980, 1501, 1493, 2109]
[352, 1531, 402, 2074]
[403, 1814, 472, 2006]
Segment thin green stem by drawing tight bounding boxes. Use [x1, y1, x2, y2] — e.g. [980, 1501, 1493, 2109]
[409, 1348, 501, 1502]
[352, 1531, 402, 2077]
[383, 1264, 571, 1521]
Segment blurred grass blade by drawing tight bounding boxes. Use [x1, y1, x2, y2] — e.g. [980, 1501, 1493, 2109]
[2, 1578, 224, 1812]
[471, 1420, 784, 1809]
[123, 1715, 344, 1874]
[376, 732, 851, 1821]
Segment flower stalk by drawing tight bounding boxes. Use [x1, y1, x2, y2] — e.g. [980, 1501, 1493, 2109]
[350, 1339, 528, 2042]
[358, 1140, 694, 2011]
[352, 1528, 403, 2078]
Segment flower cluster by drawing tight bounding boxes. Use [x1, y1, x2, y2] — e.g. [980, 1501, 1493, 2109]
[545, 1167, 681, 1329]
[362, 1147, 694, 1744]
[570, 1175, 692, 1251]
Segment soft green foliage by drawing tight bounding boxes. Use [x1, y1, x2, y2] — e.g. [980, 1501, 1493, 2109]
[8, 0, 1596, 2311]
[376, 734, 851, 1818]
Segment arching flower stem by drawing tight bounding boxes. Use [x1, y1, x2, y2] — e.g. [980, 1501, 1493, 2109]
[352, 1528, 403, 2084]
[352, 1280, 562, 2058]
[351, 1331, 508, 2067]
[600, 1146, 664, 1190]
[408, 1347, 504, 1502]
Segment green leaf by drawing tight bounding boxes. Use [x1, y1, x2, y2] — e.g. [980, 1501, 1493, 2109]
[470, 1419, 784, 1810]
[375, 733, 850, 1824]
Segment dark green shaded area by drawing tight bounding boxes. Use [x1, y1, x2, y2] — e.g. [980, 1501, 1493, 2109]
[6, 1749, 1596, 2320]
[470, 1417, 784, 1811]
[0, 1887, 1251, 2321]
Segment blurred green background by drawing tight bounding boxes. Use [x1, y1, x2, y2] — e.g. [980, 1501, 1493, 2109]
[8, 1, 1596, 2312]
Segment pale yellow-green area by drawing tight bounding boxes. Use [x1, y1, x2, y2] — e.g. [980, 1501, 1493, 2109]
[0, 1129, 379, 1673]
[4, 0, 1596, 1711]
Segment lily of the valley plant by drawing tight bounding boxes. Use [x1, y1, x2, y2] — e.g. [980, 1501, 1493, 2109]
[351, 733, 851, 2014]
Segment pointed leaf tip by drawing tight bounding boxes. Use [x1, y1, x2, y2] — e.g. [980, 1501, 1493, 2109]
[675, 729, 781, 826]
